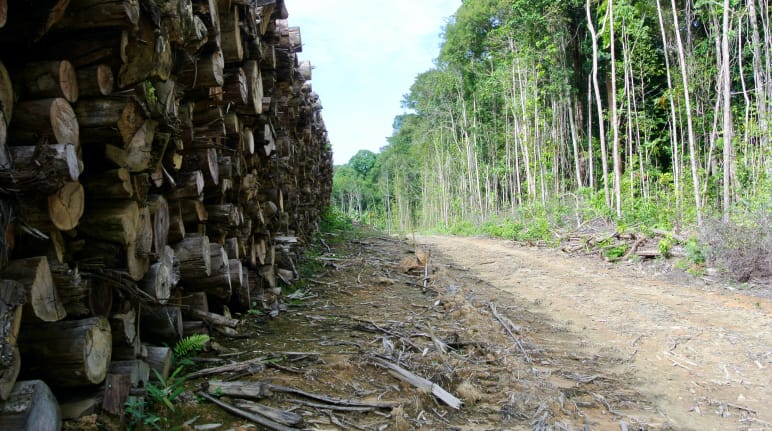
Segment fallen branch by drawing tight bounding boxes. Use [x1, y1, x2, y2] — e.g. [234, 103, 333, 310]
[186, 358, 265, 379]
[422, 255, 430, 289]
[235, 399, 304, 426]
[198, 391, 299, 431]
[266, 383, 395, 409]
[371, 357, 462, 410]
[489, 303, 531, 363]
[207, 380, 394, 409]
[290, 399, 377, 412]
[190, 309, 240, 328]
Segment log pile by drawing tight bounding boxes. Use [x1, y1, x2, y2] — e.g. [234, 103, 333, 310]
[0, 0, 332, 424]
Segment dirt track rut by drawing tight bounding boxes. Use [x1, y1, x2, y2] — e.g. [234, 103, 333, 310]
[419, 235, 772, 430]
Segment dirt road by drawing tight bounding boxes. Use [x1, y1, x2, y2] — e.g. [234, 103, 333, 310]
[79, 230, 768, 431]
[420, 235, 772, 430]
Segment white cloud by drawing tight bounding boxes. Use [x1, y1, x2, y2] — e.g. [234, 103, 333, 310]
[287, 0, 460, 164]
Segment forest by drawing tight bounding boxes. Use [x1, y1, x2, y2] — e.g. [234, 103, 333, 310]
[332, 0, 770, 282]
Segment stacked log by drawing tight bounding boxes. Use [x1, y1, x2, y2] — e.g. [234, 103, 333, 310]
[0, 0, 332, 423]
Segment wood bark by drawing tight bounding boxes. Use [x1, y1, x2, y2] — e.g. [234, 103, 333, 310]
[76, 64, 114, 97]
[174, 234, 211, 281]
[118, 14, 173, 88]
[75, 97, 146, 144]
[223, 67, 248, 105]
[10, 98, 79, 148]
[0, 280, 24, 400]
[109, 308, 137, 350]
[78, 200, 139, 246]
[82, 169, 134, 200]
[219, 4, 243, 63]
[147, 195, 170, 255]
[183, 243, 230, 301]
[0, 0, 69, 44]
[55, 0, 141, 31]
[181, 291, 209, 316]
[47, 182, 85, 231]
[144, 346, 172, 382]
[140, 305, 182, 344]
[179, 49, 225, 89]
[19, 317, 112, 387]
[0, 380, 60, 431]
[101, 373, 130, 416]
[107, 359, 149, 387]
[0, 60, 12, 126]
[51, 263, 113, 318]
[20, 60, 78, 103]
[2, 144, 81, 194]
[1, 257, 66, 322]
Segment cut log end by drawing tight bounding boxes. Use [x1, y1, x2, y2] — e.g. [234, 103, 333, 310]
[48, 182, 85, 231]
[59, 60, 78, 103]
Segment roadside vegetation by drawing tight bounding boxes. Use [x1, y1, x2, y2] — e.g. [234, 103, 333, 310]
[332, 0, 771, 286]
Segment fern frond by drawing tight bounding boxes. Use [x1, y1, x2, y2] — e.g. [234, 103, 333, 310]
[173, 334, 210, 358]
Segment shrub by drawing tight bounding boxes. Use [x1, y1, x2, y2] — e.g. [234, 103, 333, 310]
[699, 210, 772, 283]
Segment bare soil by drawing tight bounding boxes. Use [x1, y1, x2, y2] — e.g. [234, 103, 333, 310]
[111, 229, 771, 431]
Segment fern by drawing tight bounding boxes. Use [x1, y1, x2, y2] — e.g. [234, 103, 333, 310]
[173, 334, 210, 359]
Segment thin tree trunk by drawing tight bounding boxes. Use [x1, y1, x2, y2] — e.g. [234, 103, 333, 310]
[721, 0, 734, 221]
[587, 0, 610, 207]
[609, 0, 622, 217]
[671, 0, 703, 225]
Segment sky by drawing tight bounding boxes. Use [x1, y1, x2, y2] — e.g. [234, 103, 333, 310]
[285, 0, 462, 165]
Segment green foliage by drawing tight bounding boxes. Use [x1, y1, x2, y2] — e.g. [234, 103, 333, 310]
[603, 244, 628, 260]
[173, 334, 210, 359]
[658, 236, 673, 258]
[319, 207, 353, 232]
[327, 0, 770, 287]
[126, 365, 189, 431]
[143, 80, 157, 105]
[684, 237, 706, 265]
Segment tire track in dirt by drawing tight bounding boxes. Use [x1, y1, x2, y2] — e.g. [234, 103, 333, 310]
[420, 235, 772, 431]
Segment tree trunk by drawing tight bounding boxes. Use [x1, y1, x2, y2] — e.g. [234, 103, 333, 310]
[20, 60, 78, 103]
[174, 234, 211, 281]
[219, 4, 243, 63]
[183, 244, 231, 301]
[118, 15, 173, 88]
[78, 200, 139, 246]
[19, 317, 112, 387]
[75, 64, 114, 97]
[54, 0, 140, 31]
[47, 182, 85, 231]
[1, 257, 66, 322]
[670, 0, 703, 224]
[2, 144, 81, 194]
[50, 263, 113, 318]
[721, 0, 734, 221]
[0, 280, 24, 400]
[10, 98, 79, 148]
[144, 346, 172, 382]
[0, 380, 60, 431]
[140, 305, 182, 344]
[82, 169, 134, 200]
